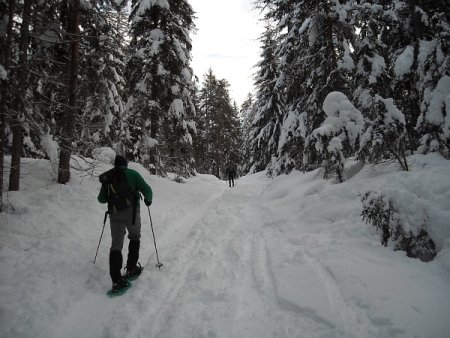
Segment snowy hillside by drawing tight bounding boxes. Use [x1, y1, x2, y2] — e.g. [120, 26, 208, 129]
[1, 154, 450, 338]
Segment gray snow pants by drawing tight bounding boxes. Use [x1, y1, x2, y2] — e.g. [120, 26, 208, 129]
[110, 206, 141, 252]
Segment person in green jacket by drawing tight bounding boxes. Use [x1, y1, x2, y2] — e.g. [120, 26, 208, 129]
[98, 155, 153, 293]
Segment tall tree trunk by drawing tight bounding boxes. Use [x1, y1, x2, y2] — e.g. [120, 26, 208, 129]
[0, 0, 15, 210]
[58, 0, 80, 184]
[8, 0, 31, 192]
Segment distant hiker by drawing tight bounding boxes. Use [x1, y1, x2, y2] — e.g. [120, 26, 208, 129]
[98, 155, 153, 294]
[226, 166, 236, 187]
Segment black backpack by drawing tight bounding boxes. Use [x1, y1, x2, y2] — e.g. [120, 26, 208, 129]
[99, 167, 136, 214]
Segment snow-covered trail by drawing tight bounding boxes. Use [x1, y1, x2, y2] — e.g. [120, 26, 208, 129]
[104, 178, 335, 338]
[121, 179, 334, 338]
[2, 155, 450, 338]
[51, 177, 334, 338]
[55, 175, 372, 338]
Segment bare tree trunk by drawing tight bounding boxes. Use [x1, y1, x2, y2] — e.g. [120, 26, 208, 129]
[8, 0, 31, 192]
[0, 0, 15, 210]
[58, 0, 80, 184]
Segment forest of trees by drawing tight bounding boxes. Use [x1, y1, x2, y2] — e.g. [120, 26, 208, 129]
[0, 0, 242, 211]
[0, 0, 449, 212]
[244, 0, 449, 179]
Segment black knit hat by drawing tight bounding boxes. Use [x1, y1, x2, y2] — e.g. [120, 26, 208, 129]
[114, 155, 128, 167]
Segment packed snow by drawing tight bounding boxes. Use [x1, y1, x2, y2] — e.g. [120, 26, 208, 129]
[1, 153, 450, 338]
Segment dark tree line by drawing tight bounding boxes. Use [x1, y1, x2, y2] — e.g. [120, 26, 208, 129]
[194, 68, 242, 178]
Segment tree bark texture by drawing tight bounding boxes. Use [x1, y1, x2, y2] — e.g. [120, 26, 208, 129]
[58, 0, 80, 184]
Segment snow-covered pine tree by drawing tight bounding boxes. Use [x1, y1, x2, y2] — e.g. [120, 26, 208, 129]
[223, 100, 242, 175]
[412, 2, 450, 157]
[271, 0, 355, 174]
[244, 25, 284, 174]
[191, 80, 205, 172]
[351, 1, 408, 170]
[28, 0, 77, 168]
[359, 95, 409, 170]
[196, 69, 241, 177]
[239, 92, 254, 134]
[309, 91, 365, 182]
[77, 1, 128, 157]
[240, 92, 256, 173]
[126, 0, 196, 177]
[352, 1, 394, 110]
[389, 1, 450, 154]
[195, 68, 218, 174]
[211, 79, 241, 178]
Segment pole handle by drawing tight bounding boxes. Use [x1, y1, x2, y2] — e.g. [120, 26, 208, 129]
[103, 210, 109, 224]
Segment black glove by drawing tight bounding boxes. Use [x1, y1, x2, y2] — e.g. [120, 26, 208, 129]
[144, 199, 152, 206]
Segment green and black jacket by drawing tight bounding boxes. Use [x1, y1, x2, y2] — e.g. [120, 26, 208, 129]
[98, 167, 153, 208]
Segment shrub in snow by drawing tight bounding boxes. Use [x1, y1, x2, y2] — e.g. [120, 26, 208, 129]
[359, 96, 409, 171]
[172, 175, 185, 184]
[307, 92, 364, 182]
[361, 191, 436, 262]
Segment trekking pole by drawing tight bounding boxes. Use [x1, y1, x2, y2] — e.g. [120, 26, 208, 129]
[147, 206, 163, 269]
[93, 211, 109, 264]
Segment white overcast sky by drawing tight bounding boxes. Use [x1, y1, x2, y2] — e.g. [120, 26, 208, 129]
[189, 0, 264, 107]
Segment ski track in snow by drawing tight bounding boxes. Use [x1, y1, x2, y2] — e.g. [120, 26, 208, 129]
[123, 180, 330, 338]
[301, 251, 372, 338]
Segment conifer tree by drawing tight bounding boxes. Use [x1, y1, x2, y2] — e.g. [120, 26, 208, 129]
[240, 92, 254, 133]
[389, 1, 449, 154]
[253, 0, 356, 174]
[352, 1, 394, 108]
[410, 2, 450, 156]
[126, 0, 196, 176]
[196, 69, 242, 177]
[195, 69, 217, 173]
[58, 0, 81, 184]
[244, 25, 283, 174]
[9, 0, 33, 190]
[350, 1, 409, 170]
[77, 1, 128, 156]
[30, 0, 69, 162]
